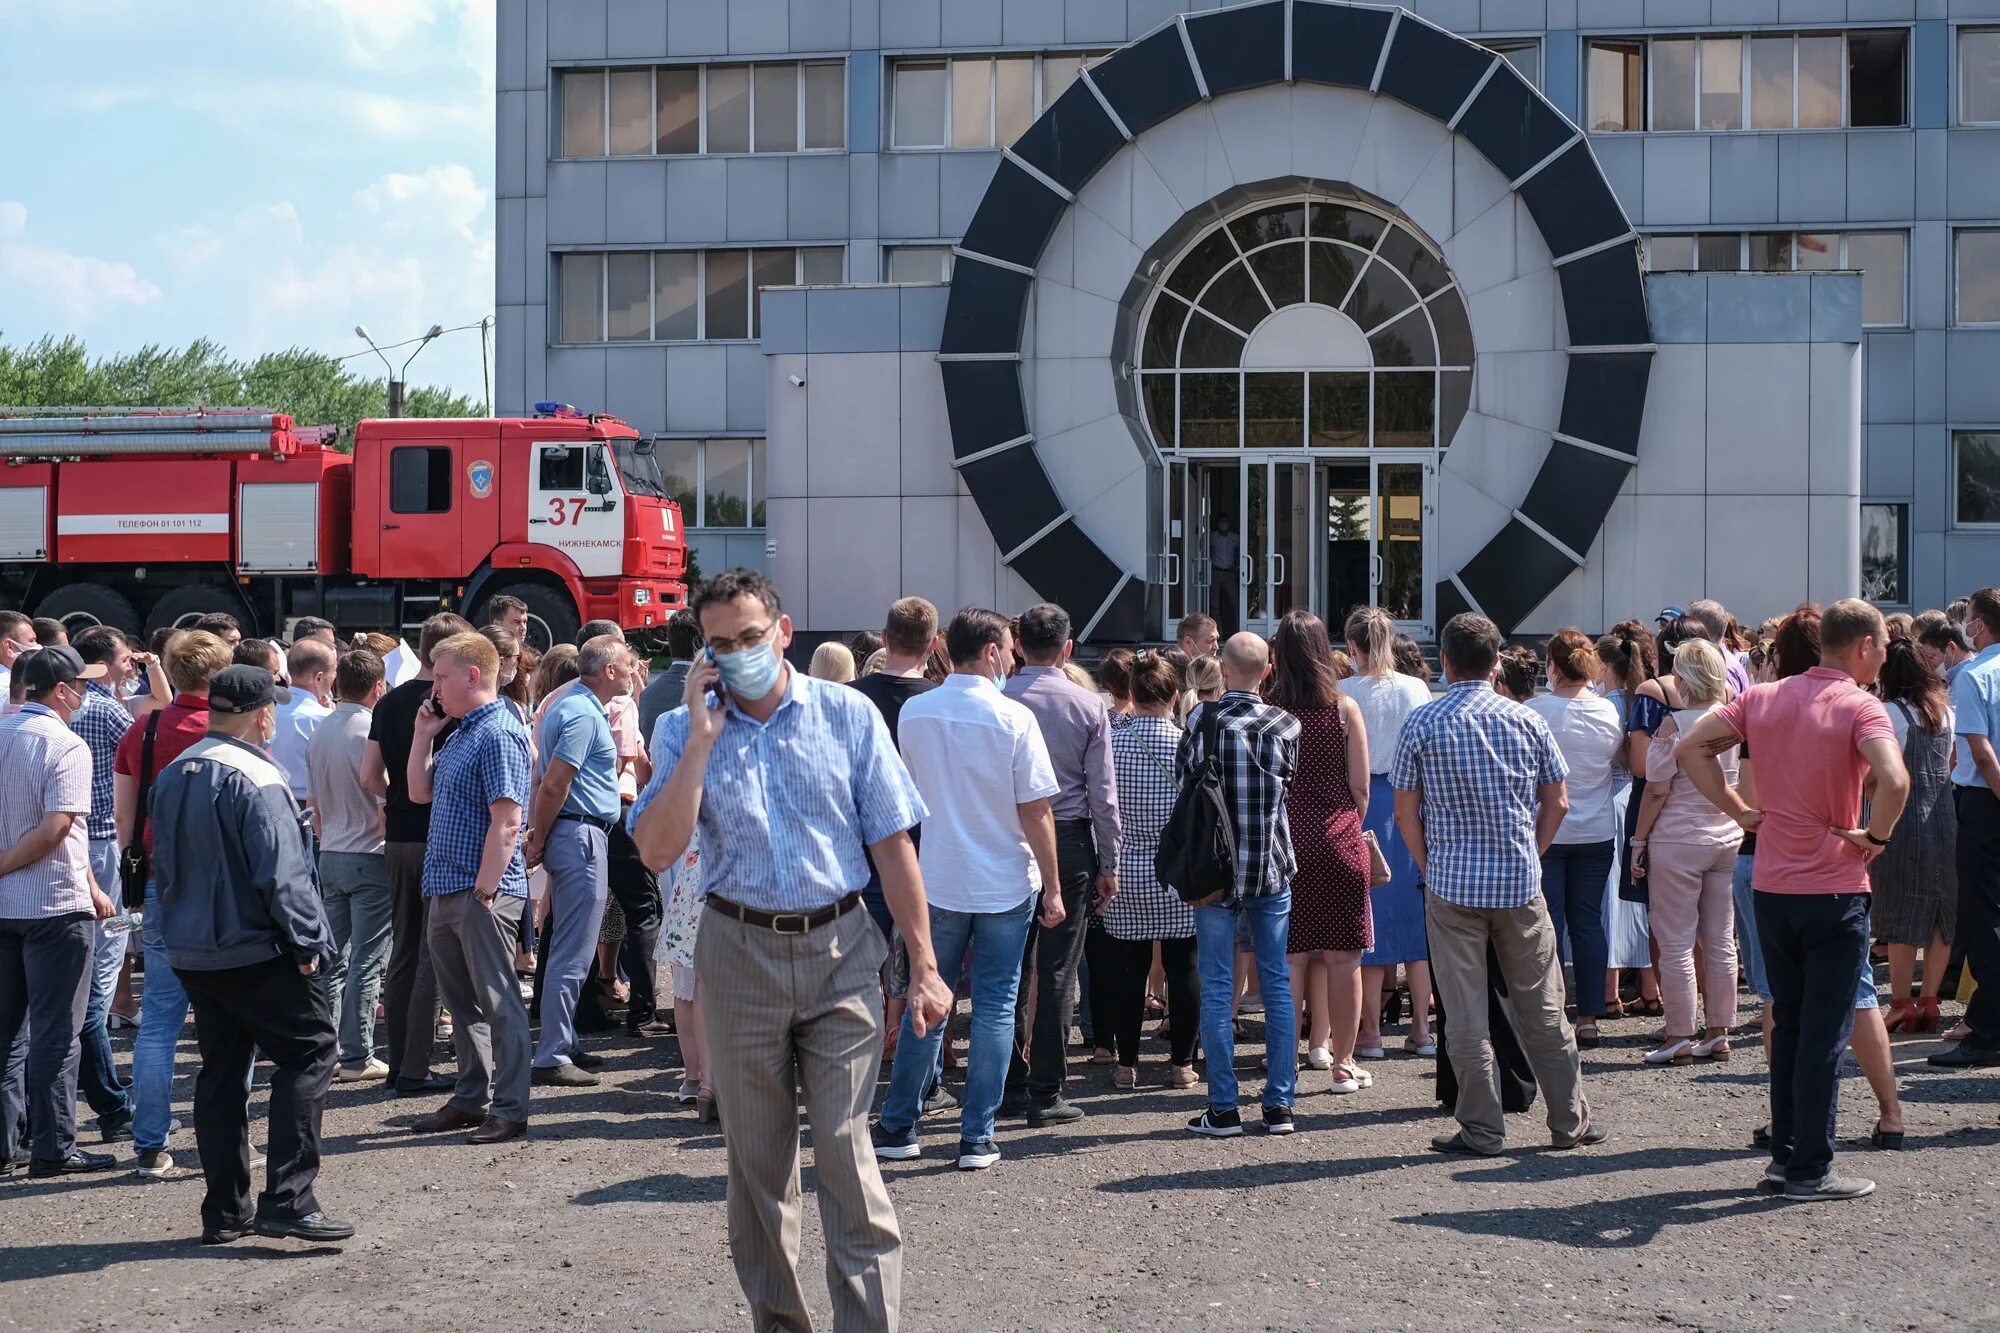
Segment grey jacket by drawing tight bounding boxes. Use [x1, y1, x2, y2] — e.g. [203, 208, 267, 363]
[154, 733, 333, 971]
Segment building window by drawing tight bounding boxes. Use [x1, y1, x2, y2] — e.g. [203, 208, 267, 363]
[1957, 433, 2000, 527]
[1643, 230, 1906, 326]
[1964, 28, 2000, 124]
[884, 246, 955, 283]
[1860, 503, 1908, 604]
[1587, 31, 1908, 132]
[555, 248, 844, 343]
[1479, 38, 1542, 89]
[888, 51, 1111, 149]
[1136, 198, 1473, 453]
[655, 437, 767, 528]
[558, 61, 845, 157]
[1956, 229, 2000, 325]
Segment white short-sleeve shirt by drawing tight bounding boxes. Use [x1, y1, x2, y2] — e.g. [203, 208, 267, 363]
[1525, 690, 1625, 844]
[896, 673, 1060, 914]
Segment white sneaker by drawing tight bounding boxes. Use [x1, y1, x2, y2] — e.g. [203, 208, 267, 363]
[337, 1058, 391, 1082]
[1304, 1046, 1333, 1070]
[435, 1018, 454, 1044]
[1353, 1045, 1388, 1061]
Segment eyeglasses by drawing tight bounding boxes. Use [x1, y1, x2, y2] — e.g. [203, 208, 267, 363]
[705, 621, 776, 656]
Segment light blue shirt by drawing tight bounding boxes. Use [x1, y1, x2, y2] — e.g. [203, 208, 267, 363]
[632, 667, 928, 912]
[1950, 642, 2000, 789]
[538, 684, 622, 821]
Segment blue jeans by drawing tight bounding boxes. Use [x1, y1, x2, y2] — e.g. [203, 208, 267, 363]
[1732, 853, 1771, 1001]
[1195, 891, 1297, 1112]
[1541, 840, 1615, 1018]
[132, 880, 187, 1152]
[76, 838, 132, 1133]
[320, 851, 394, 1067]
[879, 896, 1035, 1145]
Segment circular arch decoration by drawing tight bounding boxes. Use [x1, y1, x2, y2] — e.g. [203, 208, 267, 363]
[938, 0, 1653, 640]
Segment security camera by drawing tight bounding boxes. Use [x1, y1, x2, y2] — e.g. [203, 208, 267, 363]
[788, 373, 806, 387]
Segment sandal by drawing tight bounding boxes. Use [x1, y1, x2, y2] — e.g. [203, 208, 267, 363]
[1091, 1047, 1116, 1065]
[1602, 998, 1627, 1020]
[1113, 1064, 1138, 1089]
[1640, 997, 1664, 1018]
[1405, 1035, 1437, 1057]
[1885, 997, 1918, 1033]
[1869, 1120, 1904, 1151]
[1575, 1020, 1601, 1049]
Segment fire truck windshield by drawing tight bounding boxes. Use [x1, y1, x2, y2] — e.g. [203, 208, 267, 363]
[612, 438, 666, 499]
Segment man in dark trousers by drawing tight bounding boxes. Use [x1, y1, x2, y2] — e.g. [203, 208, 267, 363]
[153, 665, 353, 1244]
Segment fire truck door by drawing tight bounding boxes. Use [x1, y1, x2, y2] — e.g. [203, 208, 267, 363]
[377, 440, 464, 578]
[528, 441, 622, 578]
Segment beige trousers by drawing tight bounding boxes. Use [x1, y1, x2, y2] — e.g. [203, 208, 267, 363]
[1426, 890, 1590, 1152]
[696, 901, 900, 1333]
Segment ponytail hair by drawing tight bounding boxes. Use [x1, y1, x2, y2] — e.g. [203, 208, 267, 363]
[1343, 606, 1395, 678]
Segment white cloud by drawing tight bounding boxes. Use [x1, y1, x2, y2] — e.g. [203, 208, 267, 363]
[293, 0, 493, 87]
[356, 163, 488, 242]
[0, 201, 161, 321]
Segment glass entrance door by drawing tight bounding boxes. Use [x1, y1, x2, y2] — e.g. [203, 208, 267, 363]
[1160, 454, 1433, 640]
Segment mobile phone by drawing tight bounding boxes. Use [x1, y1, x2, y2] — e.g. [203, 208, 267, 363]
[427, 692, 447, 718]
[704, 646, 726, 709]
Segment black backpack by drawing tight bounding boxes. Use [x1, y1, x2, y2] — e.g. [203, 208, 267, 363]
[1155, 702, 1237, 908]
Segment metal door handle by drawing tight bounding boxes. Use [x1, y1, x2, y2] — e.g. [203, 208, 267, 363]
[529, 517, 549, 525]
[1270, 553, 1285, 587]
[1161, 552, 1181, 587]
[382, 524, 400, 530]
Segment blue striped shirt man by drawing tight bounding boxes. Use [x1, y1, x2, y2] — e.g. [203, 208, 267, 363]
[633, 669, 927, 913]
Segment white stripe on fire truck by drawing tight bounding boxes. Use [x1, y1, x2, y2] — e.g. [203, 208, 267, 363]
[55, 513, 231, 535]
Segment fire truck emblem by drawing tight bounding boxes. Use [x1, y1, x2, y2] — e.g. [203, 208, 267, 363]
[467, 459, 495, 499]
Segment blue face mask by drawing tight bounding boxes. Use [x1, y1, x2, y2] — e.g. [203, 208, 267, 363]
[715, 640, 783, 700]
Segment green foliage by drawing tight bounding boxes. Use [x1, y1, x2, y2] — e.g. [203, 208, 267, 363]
[0, 333, 480, 449]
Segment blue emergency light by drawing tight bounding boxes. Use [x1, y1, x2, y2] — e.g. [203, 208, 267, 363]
[534, 401, 582, 418]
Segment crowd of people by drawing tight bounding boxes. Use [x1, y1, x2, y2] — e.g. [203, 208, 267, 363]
[2, 576, 1999, 1331]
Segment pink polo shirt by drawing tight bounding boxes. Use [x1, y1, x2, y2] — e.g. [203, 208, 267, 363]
[1715, 666, 1894, 894]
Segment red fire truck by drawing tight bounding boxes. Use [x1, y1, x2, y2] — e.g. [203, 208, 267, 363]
[0, 404, 687, 651]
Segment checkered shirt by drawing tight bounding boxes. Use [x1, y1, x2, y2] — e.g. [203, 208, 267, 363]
[421, 698, 531, 899]
[1176, 692, 1302, 899]
[71, 682, 132, 842]
[1389, 680, 1569, 910]
[1104, 714, 1195, 939]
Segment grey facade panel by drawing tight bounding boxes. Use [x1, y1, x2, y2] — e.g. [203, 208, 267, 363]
[547, 0, 608, 61]
[666, 0, 729, 55]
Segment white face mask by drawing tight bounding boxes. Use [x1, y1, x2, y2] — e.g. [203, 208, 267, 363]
[500, 663, 518, 688]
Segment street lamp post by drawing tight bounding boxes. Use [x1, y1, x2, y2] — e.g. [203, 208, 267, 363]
[355, 323, 445, 418]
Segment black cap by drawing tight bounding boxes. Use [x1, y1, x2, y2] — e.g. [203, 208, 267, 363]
[207, 664, 292, 714]
[16, 645, 106, 695]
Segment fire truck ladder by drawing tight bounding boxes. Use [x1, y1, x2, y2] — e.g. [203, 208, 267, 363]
[0, 407, 292, 457]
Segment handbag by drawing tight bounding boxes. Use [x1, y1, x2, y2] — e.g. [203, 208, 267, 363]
[119, 711, 162, 911]
[1362, 830, 1392, 888]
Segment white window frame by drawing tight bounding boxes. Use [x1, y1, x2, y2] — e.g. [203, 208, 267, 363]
[1642, 229, 1907, 327]
[888, 50, 1113, 150]
[658, 437, 767, 530]
[1478, 37, 1543, 89]
[1962, 26, 2000, 126]
[555, 60, 846, 158]
[1594, 29, 1911, 132]
[556, 248, 845, 344]
[1954, 227, 2000, 328]
[1952, 430, 2000, 529]
[883, 244, 956, 284]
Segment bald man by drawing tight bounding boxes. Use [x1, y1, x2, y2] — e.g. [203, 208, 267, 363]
[1179, 631, 1303, 1137]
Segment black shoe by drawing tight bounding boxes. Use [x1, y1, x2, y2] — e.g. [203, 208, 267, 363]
[1430, 1131, 1503, 1157]
[1262, 1106, 1295, 1135]
[1188, 1108, 1243, 1137]
[568, 1049, 606, 1071]
[201, 1222, 252, 1245]
[1026, 1096, 1085, 1127]
[921, 1084, 959, 1116]
[1553, 1122, 1610, 1149]
[99, 1121, 134, 1144]
[531, 1063, 600, 1087]
[393, 1074, 457, 1098]
[254, 1210, 356, 1242]
[998, 1090, 1028, 1119]
[1927, 1044, 2000, 1069]
[28, 1150, 118, 1178]
[631, 1018, 674, 1038]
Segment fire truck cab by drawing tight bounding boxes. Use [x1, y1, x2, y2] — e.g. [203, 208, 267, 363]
[0, 404, 687, 652]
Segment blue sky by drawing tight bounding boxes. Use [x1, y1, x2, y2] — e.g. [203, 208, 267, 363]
[0, 0, 495, 400]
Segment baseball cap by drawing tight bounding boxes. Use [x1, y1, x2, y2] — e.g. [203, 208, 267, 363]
[16, 645, 106, 694]
[1657, 605, 1686, 622]
[207, 664, 292, 714]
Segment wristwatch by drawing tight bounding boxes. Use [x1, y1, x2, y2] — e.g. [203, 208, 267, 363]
[1863, 830, 1890, 847]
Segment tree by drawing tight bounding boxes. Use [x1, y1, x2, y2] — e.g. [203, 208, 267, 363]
[0, 333, 479, 447]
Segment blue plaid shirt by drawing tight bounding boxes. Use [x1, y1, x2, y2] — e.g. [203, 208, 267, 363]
[71, 681, 132, 842]
[1389, 680, 1569, 910]
[633, 667, 927, 913]
[422, 699, 531, 899]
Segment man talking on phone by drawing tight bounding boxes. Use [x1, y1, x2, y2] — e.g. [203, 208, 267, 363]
[631, 569, 948, 1333]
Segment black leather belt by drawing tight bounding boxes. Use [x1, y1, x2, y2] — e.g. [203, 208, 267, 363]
[706, 891, 861, 935]
[554, 811, 615, 832]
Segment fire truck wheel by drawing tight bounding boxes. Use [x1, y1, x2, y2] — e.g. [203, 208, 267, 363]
[145, 586, 248, 636]
[35, 583, 141, 637]
[480, 583, 577, 656]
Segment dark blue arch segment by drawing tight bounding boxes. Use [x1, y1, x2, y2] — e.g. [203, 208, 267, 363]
[943, 1, 1654, 638]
